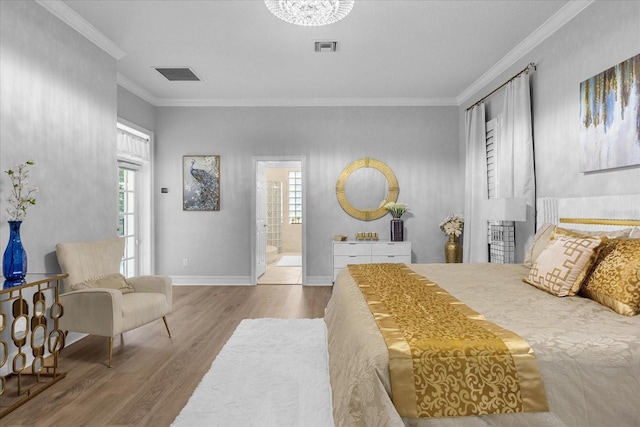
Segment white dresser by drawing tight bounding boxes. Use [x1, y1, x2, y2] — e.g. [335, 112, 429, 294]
[332, 240, 412, 282]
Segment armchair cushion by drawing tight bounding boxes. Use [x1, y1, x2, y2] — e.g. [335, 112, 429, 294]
[72, 273, 135, 294]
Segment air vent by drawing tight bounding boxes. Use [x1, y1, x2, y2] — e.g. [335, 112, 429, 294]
[154, 67, 201, 81]
[314, 41, 338, 53]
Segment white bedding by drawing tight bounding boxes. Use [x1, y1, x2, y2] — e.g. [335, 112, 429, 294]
[324, 263, 640, 427]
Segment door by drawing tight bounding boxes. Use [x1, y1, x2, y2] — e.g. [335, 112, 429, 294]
[118, 167, 138, 276]
[256, 161, 267, 278]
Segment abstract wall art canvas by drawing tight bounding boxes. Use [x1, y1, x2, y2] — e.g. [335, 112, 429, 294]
[183, 155, 220, 211]
[579, 53, 640, 172]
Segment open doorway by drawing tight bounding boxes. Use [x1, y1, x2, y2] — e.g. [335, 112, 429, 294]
[254, 159, 304, 285]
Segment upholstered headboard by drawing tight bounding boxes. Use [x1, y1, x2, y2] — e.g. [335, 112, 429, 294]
[538, 195, 640, 232]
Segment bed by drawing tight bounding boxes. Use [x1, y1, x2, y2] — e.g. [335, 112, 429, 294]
[324, 196, 640, 427]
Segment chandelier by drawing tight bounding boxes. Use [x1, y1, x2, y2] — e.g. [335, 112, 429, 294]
[264, 0, 354, 26]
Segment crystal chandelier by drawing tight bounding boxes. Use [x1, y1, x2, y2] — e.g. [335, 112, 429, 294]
[264, 0, 354, 26]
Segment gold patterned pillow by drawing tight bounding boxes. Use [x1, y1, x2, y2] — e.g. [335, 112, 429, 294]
[71, 273, 135, 294]
[581, 239, 640, 316]
[524, 235, 602, 297]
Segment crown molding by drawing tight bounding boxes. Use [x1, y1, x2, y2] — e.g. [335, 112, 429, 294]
[117, 73, 161, 105]
[116, 75, 458, 107]
[37, 0, 593, 108]
[36, 0, 126, 60]
[153, 97, 459, 108]
[456, 0, 594, 106]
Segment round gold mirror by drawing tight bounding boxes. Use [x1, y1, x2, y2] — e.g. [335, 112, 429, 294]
[336, 158, 399, 221]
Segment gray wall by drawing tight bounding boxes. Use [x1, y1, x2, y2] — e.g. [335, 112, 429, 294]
[461, 0, 640, 198]
[117, 86, 156, 133]
[0, 0, 118, 274]
[459, 0, 640, 259]
[154, 106, 461, 283]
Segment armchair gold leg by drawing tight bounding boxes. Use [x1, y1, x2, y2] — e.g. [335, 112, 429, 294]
[108, 337, 113, 368]
[163, 316, 172, 338]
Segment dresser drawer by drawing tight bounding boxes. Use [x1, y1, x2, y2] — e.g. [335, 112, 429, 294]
[372, 255, 411, 264]
[333, 242, 371, 256]
[371, 242, 411, 256]
[333, 255, 371, 269]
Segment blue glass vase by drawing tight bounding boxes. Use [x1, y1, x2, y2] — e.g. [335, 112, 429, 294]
[3, 220, 27, 287]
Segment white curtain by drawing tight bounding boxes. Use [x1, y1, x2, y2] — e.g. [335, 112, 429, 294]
[117, 129, 150, 162]
[498, 71, 536, 256]
[463, 102, 488, 263]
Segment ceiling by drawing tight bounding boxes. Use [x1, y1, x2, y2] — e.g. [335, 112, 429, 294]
[47, 0, 588, 107]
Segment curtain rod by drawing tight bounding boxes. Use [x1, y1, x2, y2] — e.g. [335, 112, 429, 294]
[466, 62, 536, 111]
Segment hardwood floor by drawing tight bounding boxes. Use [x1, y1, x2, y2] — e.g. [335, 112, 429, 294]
[2, 285, 333, 426]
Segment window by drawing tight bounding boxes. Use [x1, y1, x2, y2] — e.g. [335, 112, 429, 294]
[288, 171, 302, 224]
[119, 167, 137, 276]
[117, 120, 153, 276]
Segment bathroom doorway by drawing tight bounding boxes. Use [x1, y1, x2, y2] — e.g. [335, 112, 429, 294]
[253, 158, 304, 285]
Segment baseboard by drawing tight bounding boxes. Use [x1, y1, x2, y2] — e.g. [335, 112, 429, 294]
[170, 275, 333, 286]
[171, 276, 253, 285]
[304, 276, 333, 286]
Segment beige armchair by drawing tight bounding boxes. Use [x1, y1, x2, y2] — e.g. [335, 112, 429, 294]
[56, 237, 172, 367]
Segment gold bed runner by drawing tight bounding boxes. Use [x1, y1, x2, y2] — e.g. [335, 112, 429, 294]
[349, 263, 548, 419]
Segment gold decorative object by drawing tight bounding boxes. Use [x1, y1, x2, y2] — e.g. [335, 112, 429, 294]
[336, 158, 399, 221]
[0, 274, 67, 418]
[355, 232, 379, 241]
[444, 235, 462, 263]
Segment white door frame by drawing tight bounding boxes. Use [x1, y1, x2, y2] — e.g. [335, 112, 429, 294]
[251, 155, 307, 285]
[117, 118, 155, 275]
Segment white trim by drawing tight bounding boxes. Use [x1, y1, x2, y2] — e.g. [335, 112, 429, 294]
[116, 75, 458, 107]
[171, 276, 254, 285]
[457, 0, 594, 105]
[39, 0, 593, 108]
[36, 0, 126, 60]
[305, 276, 333, 286]
[170, 276, 333, 286]
[252, 156, 307, 286]
[154, 97, 459, 108]
[117, 74, 159, 105]
[117, 118, 155, 276]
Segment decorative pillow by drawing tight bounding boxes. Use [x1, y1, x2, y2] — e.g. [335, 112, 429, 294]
[553, 226, 630, 240]
[523, 223, 555, 267]
[524, 235, 602, 297]
[71, 273, 135, 294]
[581, 239, 640, 316]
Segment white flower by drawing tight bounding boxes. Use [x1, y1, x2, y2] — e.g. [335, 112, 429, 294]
[5, 160, 37, 221]
[384, 202, 408, 218]
[440, 213, 464, 237]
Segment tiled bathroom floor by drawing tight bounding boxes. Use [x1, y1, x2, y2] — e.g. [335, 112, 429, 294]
[257, 253, 302, 285]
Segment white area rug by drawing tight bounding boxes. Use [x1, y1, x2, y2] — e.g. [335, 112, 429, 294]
[171, 318, 334, 427]
[277, 255, 302, 267]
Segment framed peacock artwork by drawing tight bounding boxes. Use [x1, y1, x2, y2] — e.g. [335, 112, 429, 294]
[183, 155, 220, 211]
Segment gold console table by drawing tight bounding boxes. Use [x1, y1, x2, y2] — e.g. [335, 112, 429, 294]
[0, 273, 68, 418]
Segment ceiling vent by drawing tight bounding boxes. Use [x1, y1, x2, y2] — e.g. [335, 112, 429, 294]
[314, 41, 338, 53]
[154, 67, 201, 81]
